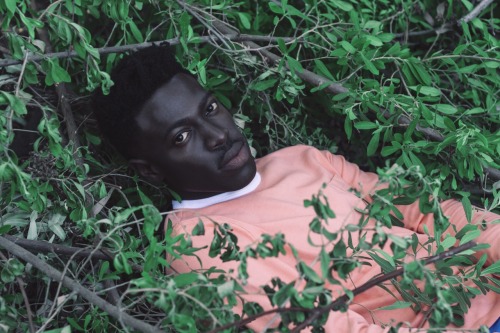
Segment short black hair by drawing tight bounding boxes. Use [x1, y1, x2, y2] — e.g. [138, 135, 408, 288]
[92, 44, 190, 159]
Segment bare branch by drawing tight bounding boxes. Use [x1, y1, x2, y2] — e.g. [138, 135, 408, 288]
[459, 0, 495, 24]
[0, 34, 295, 68]
[3, 235, 111, 260]
[3, 235, 143, 272]
[0, 236, 164, 333]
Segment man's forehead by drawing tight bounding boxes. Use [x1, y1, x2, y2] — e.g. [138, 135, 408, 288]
[151, 74, 206, 105]
[135, 74, 209, 127]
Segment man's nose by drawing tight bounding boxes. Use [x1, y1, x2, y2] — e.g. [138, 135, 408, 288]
[203, 123, 228, 150]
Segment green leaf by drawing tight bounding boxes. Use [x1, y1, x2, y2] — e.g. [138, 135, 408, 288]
[459, 229, 481, 245]
[320, 247, 330, 278]
[368, 250, 395, 272]
[377, 301, 412, 311]
[237, 12, 251, 29]
[484, 61, 499, 69]
[4, 0, 16, 14]
[314, 59, 334, 80]
[363, 20, 381, 30]
[440, 236, 457, 250]
[252, 78, 277, 91]
[173, 272, 199, 287]
[330, 48, 347, 57]
[365, 35, 383, 47]
[330, 0, 353, 11]
[192, 219, 205, 236]
[286, 55, 304, 73]
[462, 196, 472, 223]
[0, 225, 11, 235]
[381, 145, 399, 157]
[217, 280, 235, 297]
[481, 260, 500, 276]
[127, 20, 144, 43]
[269, 1, 284, 14]
[360, 52, 379, 75]
[410, 86, 441, 96]
[298, 261, 323, 283]
[367, 131, 380, 156]
[340, 40, 356, 53]
[354, 121, 377, 130]
[435, 104, 457, 115]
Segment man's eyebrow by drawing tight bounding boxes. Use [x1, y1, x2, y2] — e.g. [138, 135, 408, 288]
[164, 91, 213, 139]
[165, 118, 189, 138]
[197, 91, 212, 113]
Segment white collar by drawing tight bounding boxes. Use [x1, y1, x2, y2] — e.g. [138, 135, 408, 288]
[172, 172, 261, 209]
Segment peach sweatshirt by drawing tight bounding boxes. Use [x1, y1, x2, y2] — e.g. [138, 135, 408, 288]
[168, 145, 500, 332]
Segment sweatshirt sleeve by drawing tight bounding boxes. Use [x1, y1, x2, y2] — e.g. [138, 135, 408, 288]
[169, 217, 418, 333]
[319, 149, 500, 263]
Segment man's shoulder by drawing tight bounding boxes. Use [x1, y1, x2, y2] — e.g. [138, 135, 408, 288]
[258, 144, 333, 163]
[261, 144, 322, 158]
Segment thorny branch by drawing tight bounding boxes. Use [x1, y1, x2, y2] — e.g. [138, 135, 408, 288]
[205, 241, 477, 333]
[0, 236, 165, 333]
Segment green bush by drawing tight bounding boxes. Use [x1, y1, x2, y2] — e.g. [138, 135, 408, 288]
[0, 0, 499, 332]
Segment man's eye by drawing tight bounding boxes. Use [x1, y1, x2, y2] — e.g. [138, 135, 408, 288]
[174, 131, 190, 145]
[206, 101, 218, 115]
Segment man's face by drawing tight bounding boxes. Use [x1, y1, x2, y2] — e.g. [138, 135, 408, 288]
[131, 73, 257, 200]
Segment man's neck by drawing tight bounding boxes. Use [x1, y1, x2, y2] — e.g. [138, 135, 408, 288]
[172, 172, 261, 209]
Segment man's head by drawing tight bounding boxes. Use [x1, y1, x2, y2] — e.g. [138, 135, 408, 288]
[93, 45, 256, 200]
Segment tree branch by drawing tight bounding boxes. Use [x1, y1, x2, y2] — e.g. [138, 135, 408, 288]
[0, 34, 295, 68]
[2, 235, 143, 272]
[0, 236, 164, 333]
[0, 251, 35, 333]
[205, 241, 476, 333]
[175, 0, 347, 94]
[459, 0, 495, 24]
[394, 0, 495, 39]
[290, 241, 477, 332]
[208, 18, 349, 95]
[183, 6, 500, 182]
[29, 0, 84, 170]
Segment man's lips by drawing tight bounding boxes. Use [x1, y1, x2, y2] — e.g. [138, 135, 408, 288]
[219, 141, 249, 170]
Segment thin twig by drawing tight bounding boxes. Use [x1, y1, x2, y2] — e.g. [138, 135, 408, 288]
[0, 34, 295, 68]
[0, 251, 35, 333]
[0, 236, 165, 333]
[206, 241, 476, 333]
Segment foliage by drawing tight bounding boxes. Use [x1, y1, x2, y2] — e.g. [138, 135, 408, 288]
[0, 0, 499, 332]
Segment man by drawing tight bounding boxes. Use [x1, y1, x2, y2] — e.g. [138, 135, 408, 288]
[93, 45, 500, 332]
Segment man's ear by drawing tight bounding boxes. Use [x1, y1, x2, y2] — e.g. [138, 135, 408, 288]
[128, 159, 165, 183]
